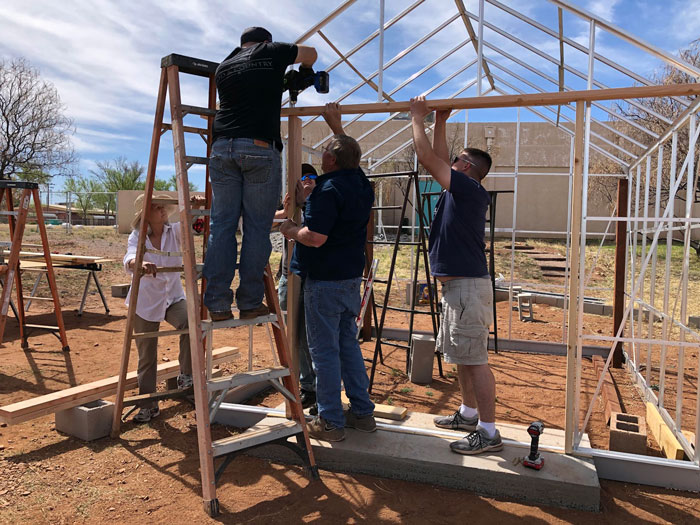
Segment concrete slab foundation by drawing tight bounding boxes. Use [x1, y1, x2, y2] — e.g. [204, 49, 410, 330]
[245, 410, 600, 511]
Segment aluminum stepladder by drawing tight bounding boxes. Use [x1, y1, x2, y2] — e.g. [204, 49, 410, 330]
[0, 180, 69, 351]
[110, 54, 318, 517]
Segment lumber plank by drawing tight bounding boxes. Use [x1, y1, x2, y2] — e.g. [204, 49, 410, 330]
[645, 402, 686, 460]
[592, 355, 622, 424]
[282, 83, 700, 117]
[0, 346, 238, 425]
[341, 392, 407, 421]
[0, 249, 112, 265]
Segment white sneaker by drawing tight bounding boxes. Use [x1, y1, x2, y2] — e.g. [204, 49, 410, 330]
[177, 374, 193, 390]
[133, 406, 160, 423]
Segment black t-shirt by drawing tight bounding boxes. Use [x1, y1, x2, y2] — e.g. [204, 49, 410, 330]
[213, 42, 298, 147]
[291, 168, 374, 280]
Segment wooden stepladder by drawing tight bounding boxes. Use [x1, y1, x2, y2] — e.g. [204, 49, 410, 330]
[110, 54, 318, 517]
[0, 180, 69, 351]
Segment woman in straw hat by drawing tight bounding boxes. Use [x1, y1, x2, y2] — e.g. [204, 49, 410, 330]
[123, 193, 203, 423]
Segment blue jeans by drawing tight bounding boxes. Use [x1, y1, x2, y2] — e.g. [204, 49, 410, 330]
[278, 273, 315, 392]
[203, 138, 281, 312]
[304, 277, 374, 428]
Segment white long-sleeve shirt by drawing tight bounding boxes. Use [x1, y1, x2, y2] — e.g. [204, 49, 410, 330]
[123, 222, 186, 322]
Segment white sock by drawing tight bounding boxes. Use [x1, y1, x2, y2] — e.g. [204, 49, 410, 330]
[477, 421, 496, 438]
[459, 404, 478, 419]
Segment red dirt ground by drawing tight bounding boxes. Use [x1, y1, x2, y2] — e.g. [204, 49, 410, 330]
[0, 229, 698, 523]
[1, 295, 699, 524]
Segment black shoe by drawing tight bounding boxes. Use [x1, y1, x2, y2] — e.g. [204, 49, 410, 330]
[210, 310, 233, 321]
[300, 389, 316, 409]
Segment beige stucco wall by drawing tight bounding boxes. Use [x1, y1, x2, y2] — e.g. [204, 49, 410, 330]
[118, 120, 697, 241]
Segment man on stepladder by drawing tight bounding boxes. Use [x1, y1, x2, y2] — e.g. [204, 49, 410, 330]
[410, 95, 502, 455]
[202, 26, 317, 321]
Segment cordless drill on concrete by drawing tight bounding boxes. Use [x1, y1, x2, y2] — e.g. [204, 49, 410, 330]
[523, 421, 545, 470]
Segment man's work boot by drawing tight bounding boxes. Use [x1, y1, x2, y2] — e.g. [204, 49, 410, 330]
[210, 310, 233, 322]
[239, 303, 270, 320]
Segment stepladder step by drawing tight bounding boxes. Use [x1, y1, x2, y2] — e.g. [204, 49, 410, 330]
[212, 419, 301, 457]
[207, 313, 277, 329]
[207, 367, 290, 392]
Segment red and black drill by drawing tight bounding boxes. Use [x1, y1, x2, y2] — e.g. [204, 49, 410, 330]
[523, 421, 545, 470]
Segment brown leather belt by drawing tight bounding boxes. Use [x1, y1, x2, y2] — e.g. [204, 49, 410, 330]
[253, 139, 271, 149]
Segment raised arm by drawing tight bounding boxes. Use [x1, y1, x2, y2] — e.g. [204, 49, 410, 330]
[410, 96, 452, 191]
[433, 109, 451, 164]
[294, 45, 317, 68]
[322, 102, 345, 135]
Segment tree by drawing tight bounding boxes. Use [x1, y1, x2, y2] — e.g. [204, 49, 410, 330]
[0, 58, 76, 180]
[64, 176, 101, 220]
[590, 39, 700, 210]
[168, 173, 198, 192]
[154, 179, 173, 191]
[89, 157, 145, 218]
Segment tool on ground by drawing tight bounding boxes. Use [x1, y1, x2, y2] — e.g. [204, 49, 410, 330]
[110, 53, 318, 517]
[523, 421, 545, 470]
[283, 66, 329, 103]
[0, 180, 69, 351]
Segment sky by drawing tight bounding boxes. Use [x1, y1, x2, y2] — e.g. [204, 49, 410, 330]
[1, 0, 699, 195]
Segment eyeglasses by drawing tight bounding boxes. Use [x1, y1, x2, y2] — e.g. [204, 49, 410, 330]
[301, 174, 317, 181]
[453, 156, 476, 169]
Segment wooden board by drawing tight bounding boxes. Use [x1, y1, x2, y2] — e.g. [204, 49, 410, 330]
[282, 83, 700, 117]
[645, 402, 686, 460]
[0, 249, 112, 265]
[341, 392, 407, 421]
[592, 355, 622, 425]
[0, 346, 238, 425]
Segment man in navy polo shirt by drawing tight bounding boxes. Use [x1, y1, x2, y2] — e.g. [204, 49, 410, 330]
[410, 95, 502, 455]
[280, 103, 375, 442]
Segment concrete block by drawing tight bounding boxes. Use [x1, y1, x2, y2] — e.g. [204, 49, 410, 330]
[689, 316, 700, 330]
[55, 400, 114, 441]
[409, 335, 435, 384]
[609, 412, 647, 455]
[111, 283, 130, 298]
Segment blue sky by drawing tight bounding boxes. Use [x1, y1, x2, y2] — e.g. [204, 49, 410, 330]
[1, 0, 699, 193]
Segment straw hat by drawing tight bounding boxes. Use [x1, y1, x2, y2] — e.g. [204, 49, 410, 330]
[131, 193, 178, 230]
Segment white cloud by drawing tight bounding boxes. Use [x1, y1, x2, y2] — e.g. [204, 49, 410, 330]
[0, 0, 691, 190]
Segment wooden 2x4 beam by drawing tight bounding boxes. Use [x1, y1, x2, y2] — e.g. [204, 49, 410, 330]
[282, 83, 700, 117]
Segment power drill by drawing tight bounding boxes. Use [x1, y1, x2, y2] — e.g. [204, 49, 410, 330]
[283, 66, 329, 104]
[523, 421, 545, 470]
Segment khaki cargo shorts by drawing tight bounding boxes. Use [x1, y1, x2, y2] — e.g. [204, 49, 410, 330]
[436, 277, 493, 366]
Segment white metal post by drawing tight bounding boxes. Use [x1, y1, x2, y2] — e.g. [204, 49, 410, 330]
[377, 0, 385, 103]
[508, 109, 521, 340]
[477, 0, 484, 96]
[659, 134, 677, 407]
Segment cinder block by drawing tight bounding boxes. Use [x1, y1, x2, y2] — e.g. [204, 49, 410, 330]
[55, 400, 114, 441]
[409, 334, 435, 384]
[688, 316, 700, 330]
[111, 283, 130, 298]
[609, 412, 647, 455]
